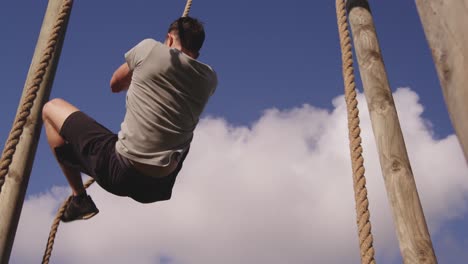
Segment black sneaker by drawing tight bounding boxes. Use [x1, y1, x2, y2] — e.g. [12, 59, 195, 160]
[61, 194, 99, 222]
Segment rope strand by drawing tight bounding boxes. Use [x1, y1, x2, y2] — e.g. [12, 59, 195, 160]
[0, 0, 72, 193]
[42, 178, 94, 264]
[335, 0, 376, 263]
[182, 0, 192, 17]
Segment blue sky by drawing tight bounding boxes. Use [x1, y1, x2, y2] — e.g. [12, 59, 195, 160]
[0, 0, 455, 192]
[1, 1, 466, 263]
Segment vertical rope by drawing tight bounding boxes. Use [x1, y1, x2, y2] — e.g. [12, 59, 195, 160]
[0, 0, 73, 194]
[42, 178, 94, 264]
[336, 0, 376, 263]
[182, 0, 192, 17]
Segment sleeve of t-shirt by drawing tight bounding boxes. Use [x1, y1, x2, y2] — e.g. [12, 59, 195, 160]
[124, 39, 157, 70]
[210, 71, 218, 96]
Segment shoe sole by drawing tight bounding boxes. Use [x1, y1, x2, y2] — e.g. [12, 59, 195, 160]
[61, 210, 99, 223]
[81, 211, 99, 220]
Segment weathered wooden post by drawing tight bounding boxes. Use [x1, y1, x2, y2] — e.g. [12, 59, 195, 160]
[345, 0, 437, 263]
[0, 0, 73, 262]
[415, 0, 468, 163]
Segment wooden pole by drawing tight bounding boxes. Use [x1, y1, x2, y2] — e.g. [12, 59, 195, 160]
[345, 1, 437, 263]
[415, 0, 468, 163]
[0, 0, 73, 262]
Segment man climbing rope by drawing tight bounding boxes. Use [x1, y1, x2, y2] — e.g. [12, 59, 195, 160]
[42, 16, 217, 222]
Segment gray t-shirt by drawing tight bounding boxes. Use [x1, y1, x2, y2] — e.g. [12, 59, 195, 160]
[115, 39, 217, 166]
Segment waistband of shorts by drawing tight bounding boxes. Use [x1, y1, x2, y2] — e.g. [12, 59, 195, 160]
[114, 146, 134, 170]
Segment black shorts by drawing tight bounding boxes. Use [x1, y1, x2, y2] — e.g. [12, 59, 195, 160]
[55, 111, 188, 203]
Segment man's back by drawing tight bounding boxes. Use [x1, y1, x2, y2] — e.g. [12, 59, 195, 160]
[43, 17, 216, 221]
[116, 38, 217, 168]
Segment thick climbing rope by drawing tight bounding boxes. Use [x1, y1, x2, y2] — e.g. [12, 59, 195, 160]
[41, 1, 194, 263]
[335, 1, 376, 263]
[42, 178, 94, 264]
[182, 0, 192, 17]
[0, 0, 73, 194]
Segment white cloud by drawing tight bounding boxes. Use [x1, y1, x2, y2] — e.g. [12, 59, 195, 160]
[10, 88, 468, 264]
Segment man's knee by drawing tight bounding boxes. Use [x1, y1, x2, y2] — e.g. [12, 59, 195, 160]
[42, 98, 79, 130]
[43, 98, 63, 120]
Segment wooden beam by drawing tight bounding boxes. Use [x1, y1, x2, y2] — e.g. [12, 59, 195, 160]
[345, 1, 438, 263]
[415, 0, 468, 163]
[0, 0, 73, 262]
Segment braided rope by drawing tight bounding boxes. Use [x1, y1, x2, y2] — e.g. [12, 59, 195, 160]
[0, 0, 73, 193]
[42, 178, 95, 264]
[336, 1, 376, 263]
[182, 0, 192, 17]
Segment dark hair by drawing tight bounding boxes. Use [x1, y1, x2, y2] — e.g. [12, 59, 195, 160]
[168, 17, 205, 54]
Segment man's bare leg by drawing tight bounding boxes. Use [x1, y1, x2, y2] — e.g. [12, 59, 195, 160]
[42, 98, 85, 196]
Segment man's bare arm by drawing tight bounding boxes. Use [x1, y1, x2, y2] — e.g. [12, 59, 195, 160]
[110, 63, 132, 93]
